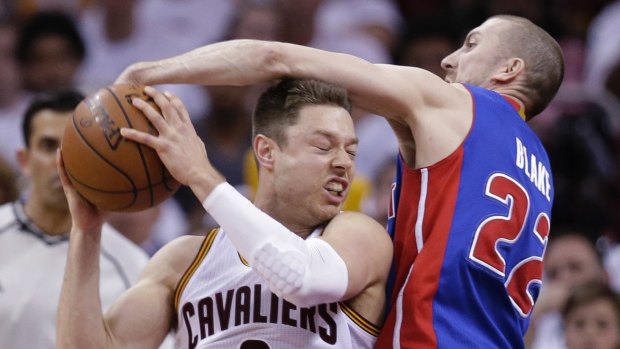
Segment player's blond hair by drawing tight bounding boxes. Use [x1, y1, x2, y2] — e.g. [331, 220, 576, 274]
[493, 15, 565, 118]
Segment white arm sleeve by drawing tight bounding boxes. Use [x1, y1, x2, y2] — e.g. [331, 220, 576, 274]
[202, 182, 348, 307]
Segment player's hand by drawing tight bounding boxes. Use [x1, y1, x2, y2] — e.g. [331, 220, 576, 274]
[120, 86, 224, 189]
[56, 149, 106, 234]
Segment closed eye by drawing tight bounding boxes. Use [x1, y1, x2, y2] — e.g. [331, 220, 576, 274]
[315, 146, 330, 152]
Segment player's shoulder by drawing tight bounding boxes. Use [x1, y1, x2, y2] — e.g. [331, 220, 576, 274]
[0, 201, 15, 224]
[150, 234, 210, 268]
[157, 233, 207, 257]
[140, 233, 210, 288]
[326, 211, 391, 242]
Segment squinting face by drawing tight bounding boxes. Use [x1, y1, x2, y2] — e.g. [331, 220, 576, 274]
[20, 110, 70, 210]
[564, 299, 620, 349]
[272, 104, 357, 225]
[441, 18, 510, 87]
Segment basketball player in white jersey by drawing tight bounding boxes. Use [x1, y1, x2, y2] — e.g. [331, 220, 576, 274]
[56, 79, 392, 349]
[0, 90, 149, 349]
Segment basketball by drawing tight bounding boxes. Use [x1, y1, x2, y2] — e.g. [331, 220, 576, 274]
[61, 84, 180, 212]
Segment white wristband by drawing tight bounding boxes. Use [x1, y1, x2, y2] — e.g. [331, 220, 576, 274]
[202, 182, 348, 306]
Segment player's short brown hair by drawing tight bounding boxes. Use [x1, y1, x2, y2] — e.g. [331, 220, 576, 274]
[252, 79, 351, 146]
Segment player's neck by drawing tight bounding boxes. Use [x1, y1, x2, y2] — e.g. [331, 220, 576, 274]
[24, 199, 71, 236]
[253, 194, 314, 239]
[501, 94, 527, 120]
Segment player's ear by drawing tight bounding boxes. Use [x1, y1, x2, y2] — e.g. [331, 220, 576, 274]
[16, 148, 31, 176]
[493, 57, 525, 83]
[254, 134, 277, 170]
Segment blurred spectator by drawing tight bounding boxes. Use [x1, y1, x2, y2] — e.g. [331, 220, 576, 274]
[314, 0, 403, 52]
[396, 32, 458, 78]
[0, 156, 17, 204]
[16, 11, 85, 93]
[76, 0, 145, 93]
[141, 0, 234, 52]
[14, 0, 91, 19]
[584, 0, 620, 132]
[274, 0, 322, 45]
[605, 241, 620, 291]
[77, 0, 233, 117]
[527, 229, 609, 349]
[544, 103, 618, 241]
[0, 89, 148, 349]
[0, 15, 30, 174]
[562, 282, 620, 349]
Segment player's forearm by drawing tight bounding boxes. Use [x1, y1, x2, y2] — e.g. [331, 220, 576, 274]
[202, 182, 348, 307]
[57, 228, 112, 349]
[122, 39, 291, 87]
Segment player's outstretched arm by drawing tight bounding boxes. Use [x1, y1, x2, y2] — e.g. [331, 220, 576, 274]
[56, 152, 195, 349]
[115, 39, 463, 127]
[116, 40, 471, 167]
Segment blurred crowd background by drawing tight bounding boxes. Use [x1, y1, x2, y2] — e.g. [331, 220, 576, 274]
[1, 1, 620, 348]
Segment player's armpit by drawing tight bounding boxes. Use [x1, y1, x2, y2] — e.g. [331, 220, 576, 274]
[319, 211, 393, 300]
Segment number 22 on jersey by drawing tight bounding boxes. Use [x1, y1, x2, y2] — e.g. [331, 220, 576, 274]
[469, 173, 550, 317]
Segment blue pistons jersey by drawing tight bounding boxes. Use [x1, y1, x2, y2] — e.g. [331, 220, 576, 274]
[377, 84, 553, 349]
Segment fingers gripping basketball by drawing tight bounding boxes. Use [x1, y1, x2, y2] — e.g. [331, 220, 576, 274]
[61, 84, 180, 212]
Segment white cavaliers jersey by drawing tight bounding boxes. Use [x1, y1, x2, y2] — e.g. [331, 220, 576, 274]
[175, 228, 380, 349]
[0, 201, 149, 349]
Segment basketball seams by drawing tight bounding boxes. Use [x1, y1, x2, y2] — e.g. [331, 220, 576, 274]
[63, 84, 179, 212]
[67, 112, 138, 210]
[105, 87, 155, 208]
[66, 171, 176, 194]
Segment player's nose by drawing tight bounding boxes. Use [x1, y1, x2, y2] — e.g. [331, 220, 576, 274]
[441, 51, 458, 72]
[332, 148, 353, 171]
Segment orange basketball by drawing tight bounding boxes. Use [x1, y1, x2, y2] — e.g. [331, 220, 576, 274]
[61, 84, 180, 212]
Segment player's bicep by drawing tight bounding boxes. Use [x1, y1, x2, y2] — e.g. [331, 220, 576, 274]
[104, 278, 174, 349]
[320, 212, 393, 299]
[104, 235, 201, 348]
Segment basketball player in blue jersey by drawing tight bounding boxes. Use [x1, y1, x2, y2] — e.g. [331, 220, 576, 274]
[56, 79, 393, 349]
[112, 14, 565, 349]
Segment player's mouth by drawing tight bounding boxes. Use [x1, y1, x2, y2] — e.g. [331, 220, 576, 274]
[324, 178, 348, 203]
[326, 182, 344, 196]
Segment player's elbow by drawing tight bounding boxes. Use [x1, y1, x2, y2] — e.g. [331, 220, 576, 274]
[258, 41, 293, 78]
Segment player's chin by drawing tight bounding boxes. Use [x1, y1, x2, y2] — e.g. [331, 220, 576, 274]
[323, 201, 344, 216]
